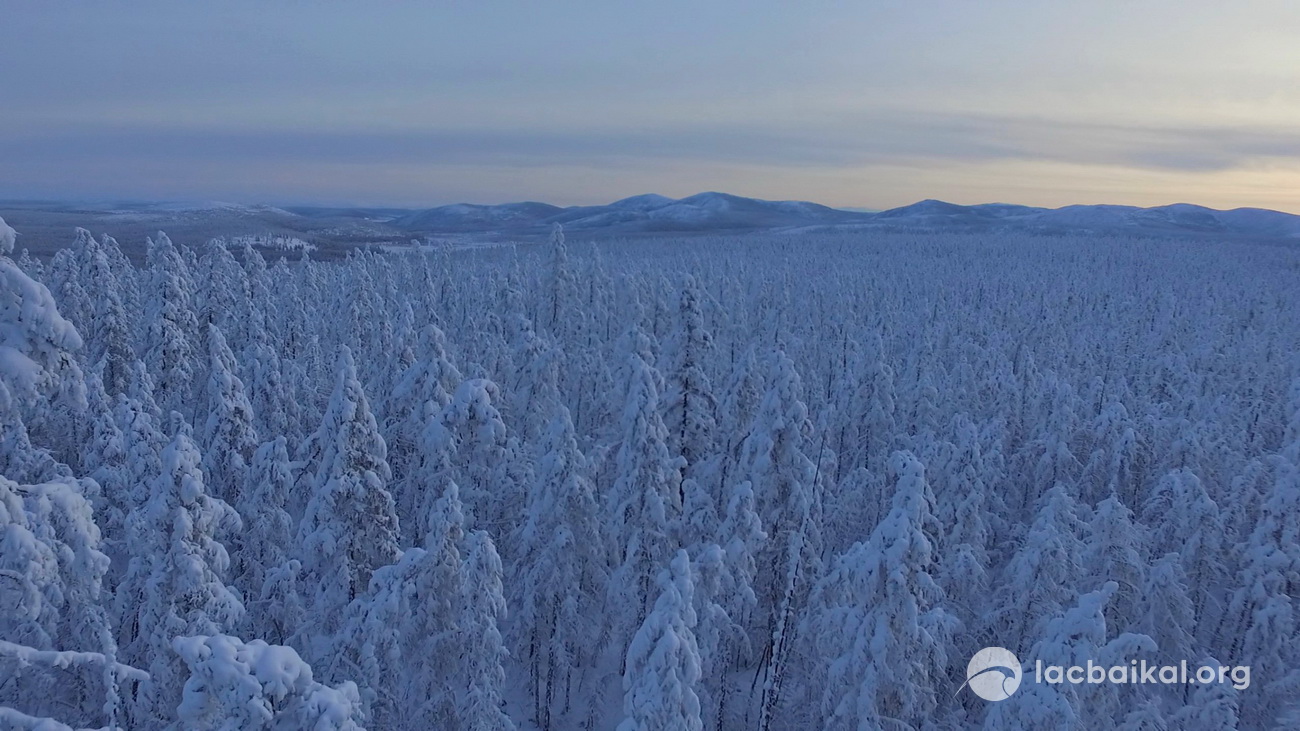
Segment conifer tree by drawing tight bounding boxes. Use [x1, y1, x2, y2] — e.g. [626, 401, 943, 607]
[460, 530, 516, 731]
[993, 484, 1088, 647]
[202, 324, 259, 503]
[297, 348, 402, 657]
[607, 327, 685, 642]
[234, 437, 298, 641]
[804, 451, 951, 729]
[142, 233, 199, 417]
[80, 234, 134, 396]
[513, 407, 607, 728]
[126, 420, 244, 725]
[618, 550, 703, 731]
[662, 275, 719, 483]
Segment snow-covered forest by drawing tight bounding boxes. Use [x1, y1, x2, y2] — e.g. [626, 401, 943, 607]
[3, 215, 1300, 730]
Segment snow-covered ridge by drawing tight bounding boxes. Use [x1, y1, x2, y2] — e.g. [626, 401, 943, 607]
[389, 194, 1300, 239]
[7, 196, 1298, 252]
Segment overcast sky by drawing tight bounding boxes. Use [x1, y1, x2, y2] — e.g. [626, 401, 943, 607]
[3, 1, 1299, 211]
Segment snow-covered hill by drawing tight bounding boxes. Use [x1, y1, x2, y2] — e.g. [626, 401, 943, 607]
[388, 194, 1300, 240]
[859, 200, 1300, 239]
[6, 195, 1299, 256]
[392, 192, 869, 234]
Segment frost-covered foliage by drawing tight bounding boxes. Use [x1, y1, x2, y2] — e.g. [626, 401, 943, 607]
[0, 222, 84, 415]
[5, 221, 1300, 728]
[619, 550, 703, 731]
[172, 634, 364, 730]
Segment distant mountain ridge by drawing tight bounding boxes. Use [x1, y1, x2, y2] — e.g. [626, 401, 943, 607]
[4, 194, 1299, 259]
[392, 192, 869, 234]
[390, 193, 1300, 240]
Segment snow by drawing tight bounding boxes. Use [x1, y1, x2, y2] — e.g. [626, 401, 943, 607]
[5, 215, 1300, 729]
[0, 216, 16, 255]
[385, 192, 1300, 239]
[172, 634, 364, 729]
[0, 640, 147, 682]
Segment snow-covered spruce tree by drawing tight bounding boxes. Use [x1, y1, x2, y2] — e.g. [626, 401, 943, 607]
[991, 483, 1088, 648]
[1078, 400, 1143, 507]
[334, 257, 381, 381]
[79, 233, 135, 397]
[0, 220, 87, 457]
[802, 450, 952, 729]
[46, 244, 91, 337]
[714, 344, 761, 498]
[931, 415, 999, 535]
[14, 248, 43, 283]
[80, 367, 129, 553]
[402, 479, 470, 727]
[330, 478, 468, 728]
[905, 365, 943, 443]
[0, 473, 61, 677]
[383, 324, 461, 491]
[618, 550, 703, 731]
[1084, 495, 1147, 631]
[606, 325, 685, 645]
[1222, 450, 1300, 728]
[512, 406, 607, 729]
[838, 333, 898, 478]
[113, 362, 167, 514]
[1142, 468, 1227, 640]
[245, 337, 293, 447]
[0, 380, 70, 485]
[234, 437, 299, 643]
[541, 223, 577, 338]
[328, 547, 417, 727]
[0, 469, 136, 730]
[195, 239, 251, 358]
[459, 530, 516, 731]
[937, 484, 994, 684]
[202, 323, 259, 504]
[662, 275, 720, 485]
[241, 240, 273, 324]
[714, 479, 763, 650]
[737, 347, 823, 712]
[125, 420, 245, 725]
[425, 377, 527, 536]
[689, 542, 749, 731]
[297, 347, 401, 660]
[928, 413, 1006, 543]
[1132, 553, 1198, 670]
[676, 475, 721, 557]
[1168, 655, 1242, 730]
[172, 634, 365, 730]
[1015, 374, 1084, 512]
[501, 277, 559, 443]
[142, 232, 200, 419]
[984, 582, 1155, 730]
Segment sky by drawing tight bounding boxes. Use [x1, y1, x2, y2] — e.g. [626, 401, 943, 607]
[3, 1, 1299, 212]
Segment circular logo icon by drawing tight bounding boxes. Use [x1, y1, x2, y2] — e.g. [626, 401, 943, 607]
[965, 647, 1022, 701]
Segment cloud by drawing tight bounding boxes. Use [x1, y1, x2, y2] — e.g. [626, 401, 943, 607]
[5, 113, 1300, 175]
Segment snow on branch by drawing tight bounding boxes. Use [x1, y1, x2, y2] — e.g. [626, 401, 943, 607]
[0, 640, 149, 682]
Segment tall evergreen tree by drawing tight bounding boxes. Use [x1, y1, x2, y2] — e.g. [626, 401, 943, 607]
[202, 324, 259, 503]
[126, 420, 244, 725]
[618, 550, 703, 731]
[142, 233, 199, 418]
[297, 347, 402, 658]
[804, 451, 952, 729]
